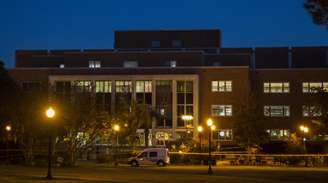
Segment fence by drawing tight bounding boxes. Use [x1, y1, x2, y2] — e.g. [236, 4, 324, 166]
[169, 152, 328, 167]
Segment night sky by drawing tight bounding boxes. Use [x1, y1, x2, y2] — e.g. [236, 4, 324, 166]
[1, 0, 328, 68]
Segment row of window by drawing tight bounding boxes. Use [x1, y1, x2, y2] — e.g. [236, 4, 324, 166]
[211, 105, 322, 117]
[59, 60, 178, 69]
[210, 81, 328, 93]
[210, 129, 290, 141]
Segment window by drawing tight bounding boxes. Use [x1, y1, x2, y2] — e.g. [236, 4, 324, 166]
[172, 40, 182, 48]
[170, 60, 176, 68]
[264, 105, 290, 117]
[136, 81, 152, 105]
[137, 152, 147, 158]
[149, 152, 157, 158]
[123, 61, 138, 68]
[302, 105, 322, 117]
[136, 81, 152, 93]
[89, 60, 101, 68]
[302, 82, 328, 93]
[267, 129, 290, 140]
[55, 81, 71, 100]
[115, 81, 132, 93]
[211, 105, 232, 116]
[263, 82, 289, 93]
[217, 129, 233, 141]
[22, 81, 41, 91]
[96, 81, 111, 112]
[75, 81, 92, 92]
[151, 40, 160, 48]
[59, 64, 65, 68]
[211, 81, 232, 92]
[177, 81, 194, 127]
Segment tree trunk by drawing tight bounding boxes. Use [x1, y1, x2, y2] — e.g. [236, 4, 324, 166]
[145, 128, 149, 147]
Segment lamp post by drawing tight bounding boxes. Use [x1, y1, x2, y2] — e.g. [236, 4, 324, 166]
[197, 126, 203, 152]
[113, 124, 120, 166]
[45, 107, 55, 180]
[206, 118, 215, 175]
[299, 125, 309, 152]
[5, 125, 11, 165]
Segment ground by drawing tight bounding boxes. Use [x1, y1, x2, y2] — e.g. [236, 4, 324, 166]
[1, 162, 328, 183]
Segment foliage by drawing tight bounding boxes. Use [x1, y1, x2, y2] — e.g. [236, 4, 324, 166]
[57, 91, 112, 166]
[304, 0, 328, 29]
[233, 93, 269, 151]
[114, 100, 152, 146]
[306, 87, 328, 134]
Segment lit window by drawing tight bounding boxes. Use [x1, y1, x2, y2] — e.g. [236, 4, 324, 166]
[115, 80, 132, 93]
[303, 82, 328, 93]
[264, 105, 290, 117]
[302, 105, 321, 117]
[267, 129, 290, 140]
[96, 81, 111, 93]
[89, 60, 101, 68]
[151, 40, 160, 48]
[75, 81, 92, 92]
[217, 129, 233, 141]
[123, 61, 138, 68]
[263, 82, 289, 93]
[212, 81, 232, 92]
[211, 105, 232, 116]
[170, 60, 177, 68]
[136, 81, 152, 93]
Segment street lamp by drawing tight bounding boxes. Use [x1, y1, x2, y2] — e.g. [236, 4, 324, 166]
[299, 125, 309, 151]
[206, 118, 214, 175]
[197, 126, 203, 151]
[113, 124, 120, 166]
[5, 125, 11, 165]
[45, 107, 55, 179]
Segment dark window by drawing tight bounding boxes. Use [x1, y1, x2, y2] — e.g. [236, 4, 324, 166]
[149, 152, 157, 158]
[172, 40, 182, 48]
[138, 152, 148, 158]
[151, 41, 160, 48]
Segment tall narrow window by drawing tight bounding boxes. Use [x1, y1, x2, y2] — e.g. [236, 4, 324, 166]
[136, 81, 152, 105]
[177, 81, 194, 127]
[96, 81, 111, 112]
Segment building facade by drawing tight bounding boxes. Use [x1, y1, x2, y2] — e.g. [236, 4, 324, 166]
[9, 29, 328, 145]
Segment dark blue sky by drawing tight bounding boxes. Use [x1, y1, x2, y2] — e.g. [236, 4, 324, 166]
[1, 0, 328, 68]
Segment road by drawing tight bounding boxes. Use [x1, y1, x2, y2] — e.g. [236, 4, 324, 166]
[0, 163, 328, 183]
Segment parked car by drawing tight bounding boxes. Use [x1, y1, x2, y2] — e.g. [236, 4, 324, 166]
[128, 148, 169, 167]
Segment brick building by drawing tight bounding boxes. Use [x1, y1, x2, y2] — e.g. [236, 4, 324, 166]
[9, 29, 328, 146]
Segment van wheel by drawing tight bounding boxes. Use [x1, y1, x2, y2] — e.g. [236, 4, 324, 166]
[131, 160, 139, 167]
[157, 160, 165, 167]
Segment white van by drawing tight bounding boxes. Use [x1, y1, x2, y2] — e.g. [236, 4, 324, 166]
[129, 148, 170, 167]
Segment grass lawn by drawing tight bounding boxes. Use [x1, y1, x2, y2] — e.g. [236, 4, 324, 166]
[0, 162, 328, 183]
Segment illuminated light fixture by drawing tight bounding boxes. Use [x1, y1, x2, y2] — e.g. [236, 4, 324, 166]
[210, 125, 216, 131]
[5, 125, 11, 132]
[181, 115, 193, 121]
[206, 118, 213, 127]
[197, 126, 203, 132]
[113, 124, 120, 132]
[219, 131, 225, 137]
[46, 107, 55, 119]
[300, 125, 309, 133]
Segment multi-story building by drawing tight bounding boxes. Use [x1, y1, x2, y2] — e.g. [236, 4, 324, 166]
[9, 29, 328, 146]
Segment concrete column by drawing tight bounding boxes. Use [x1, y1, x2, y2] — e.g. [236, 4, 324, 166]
[193, 77, 199, 140]
[172, 80, 177, 139]
[111, 80, 115, 115]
